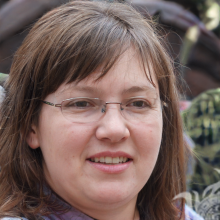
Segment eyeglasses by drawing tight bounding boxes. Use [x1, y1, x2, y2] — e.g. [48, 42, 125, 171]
[41, 97, 164, 124]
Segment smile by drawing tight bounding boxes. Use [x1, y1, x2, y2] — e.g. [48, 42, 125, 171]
[89, 157, 130, 164]
[87, 151, 133, 173]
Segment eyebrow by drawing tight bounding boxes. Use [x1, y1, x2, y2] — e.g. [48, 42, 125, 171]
[122, 86, 157, 95]
[70, 86, 96, 93]
[67, 85, 157, 96]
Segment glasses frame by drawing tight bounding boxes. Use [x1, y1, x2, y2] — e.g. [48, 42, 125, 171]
[41, 98, 123, 109]
[41, 98, 168, 108]
[40, 97, 168, 123]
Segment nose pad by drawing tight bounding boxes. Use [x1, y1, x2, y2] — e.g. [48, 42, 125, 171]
[101, 103, 123, 114]
[96, 104, 130, 143]
[101, 107, 106, 113]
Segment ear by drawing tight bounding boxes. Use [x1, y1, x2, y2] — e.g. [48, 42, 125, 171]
[26, 124, 40, 149]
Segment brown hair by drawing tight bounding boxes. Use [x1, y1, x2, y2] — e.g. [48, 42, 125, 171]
[0, 1, 186, 219]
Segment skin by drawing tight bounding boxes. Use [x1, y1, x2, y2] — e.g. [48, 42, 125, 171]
[27, 48, 163, 220]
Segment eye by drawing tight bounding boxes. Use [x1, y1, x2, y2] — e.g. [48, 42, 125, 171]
[73, 101, 91, 108]
[63, 99, 96, 109]
[126, 99, 151, 108]
[131, 101, 148, 107]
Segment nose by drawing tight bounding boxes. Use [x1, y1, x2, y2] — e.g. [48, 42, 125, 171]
[95, 105, 130, 143]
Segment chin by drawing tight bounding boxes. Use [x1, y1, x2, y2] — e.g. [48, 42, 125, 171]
[90, 183, 137, 204]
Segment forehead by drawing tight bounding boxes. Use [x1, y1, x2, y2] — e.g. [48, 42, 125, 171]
[55, 47, 158, 97]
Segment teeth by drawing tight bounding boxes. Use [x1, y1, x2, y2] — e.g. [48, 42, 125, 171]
[123, 157, 127, 163]
[90, 157, 129, 164]
[119, 157, 123, 162]
[112, 157, 119, 164]
[105, 157, 112, 164]
[100, 157, 105, 163]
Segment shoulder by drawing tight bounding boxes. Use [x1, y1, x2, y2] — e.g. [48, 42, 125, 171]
[185, 205, 204, 220]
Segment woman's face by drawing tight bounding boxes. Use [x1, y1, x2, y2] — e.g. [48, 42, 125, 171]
[28, 48, 163, 216]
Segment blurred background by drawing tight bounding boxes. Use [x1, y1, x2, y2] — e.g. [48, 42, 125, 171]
[0, 0, 220, 207]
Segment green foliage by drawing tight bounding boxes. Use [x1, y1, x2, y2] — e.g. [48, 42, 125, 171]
[182, 88, 220, 195]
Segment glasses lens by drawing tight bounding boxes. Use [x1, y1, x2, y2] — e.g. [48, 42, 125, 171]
[61, 98, 102, 123]
[121, 97, 157, 123]
[60, 97, 159, 124]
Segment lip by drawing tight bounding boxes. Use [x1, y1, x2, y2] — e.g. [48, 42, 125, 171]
[87, 151, 132, 159]
[87, 160, 132, 174]
[86, 151, 133, 174]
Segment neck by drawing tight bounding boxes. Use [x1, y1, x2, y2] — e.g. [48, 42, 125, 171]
[133, 208, 140, 220]
[88, 206, 139, 220]
[74, 197, 139, 220]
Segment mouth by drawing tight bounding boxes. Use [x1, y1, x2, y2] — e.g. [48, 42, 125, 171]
[88, 157, 131, 164]
[87, 152, 132, 173]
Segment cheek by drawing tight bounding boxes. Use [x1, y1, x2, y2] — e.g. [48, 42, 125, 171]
[136, 128, 161, 157]
[132, 113, 162, 169]
[39, 122, 96, 186]
[38, 115, 95, 165]
[134, 111, 162, 145]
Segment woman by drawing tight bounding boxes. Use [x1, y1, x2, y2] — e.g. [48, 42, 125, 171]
[0, 1, 198, 219]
